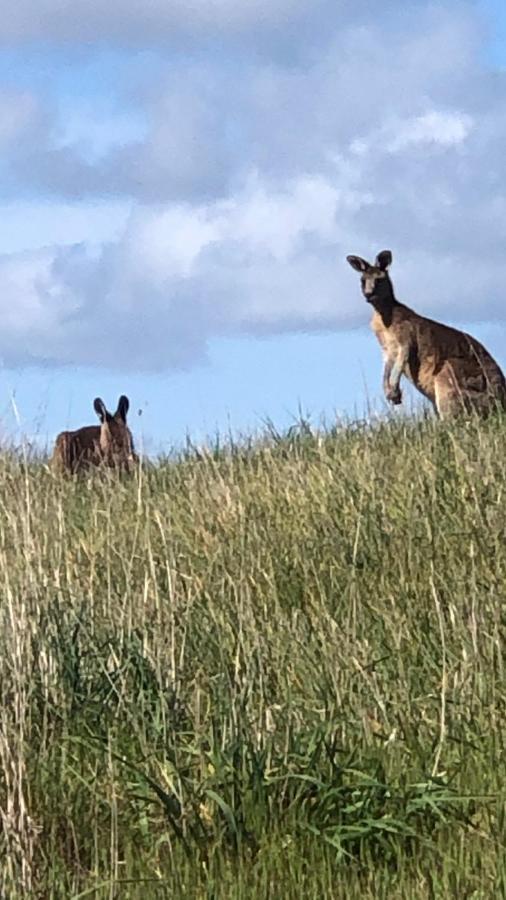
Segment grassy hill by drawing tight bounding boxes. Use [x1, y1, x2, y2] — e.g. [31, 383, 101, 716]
[1, 413, 505, 898]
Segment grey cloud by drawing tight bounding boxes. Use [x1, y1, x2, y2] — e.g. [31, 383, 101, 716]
[0, 0, 334, 45]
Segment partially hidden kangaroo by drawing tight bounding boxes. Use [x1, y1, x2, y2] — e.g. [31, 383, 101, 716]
[52, 395, 138, 473]
[346, 250, 506, 417]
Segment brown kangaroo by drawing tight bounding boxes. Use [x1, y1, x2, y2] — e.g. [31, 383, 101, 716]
[346, 250, 506, 418]
[52, 395, 138, 473]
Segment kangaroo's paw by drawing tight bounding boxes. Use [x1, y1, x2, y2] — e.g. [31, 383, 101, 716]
[386, 386, 403, 405]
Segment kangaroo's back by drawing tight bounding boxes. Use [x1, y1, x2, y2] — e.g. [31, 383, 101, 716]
[406, 307, 505, 407]
[52, 425, 101, 473]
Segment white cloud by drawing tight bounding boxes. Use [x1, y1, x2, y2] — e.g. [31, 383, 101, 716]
[216, 173, 348, 261]
[352, 110, 474, 157]
[0, 149, 505, 373]
[0, 2, 505, 372]
[129, 206, 220, 281]
[0, 172, 364, 368]
[387, 111, 473, 152]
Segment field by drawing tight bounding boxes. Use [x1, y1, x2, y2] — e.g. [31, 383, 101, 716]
[1, 413, 505, 898]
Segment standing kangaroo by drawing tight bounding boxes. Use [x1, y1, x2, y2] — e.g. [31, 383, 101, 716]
[346, 250, 506, 417]
[52, 395, 138, 473]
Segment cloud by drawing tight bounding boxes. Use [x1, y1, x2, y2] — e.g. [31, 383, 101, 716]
[0, 0, 329, 44]
[0, 200, 131, 254]
[351, 111, 474, 156]
[0, 2, 505, 372]
[0, 90, 42, 148]
[1, 6, 489, 206]
[0, 157, 504, 373]
[0, 173, 364, 369]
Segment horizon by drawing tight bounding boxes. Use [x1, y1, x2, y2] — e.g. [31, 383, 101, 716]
[0, 0, 505, 452]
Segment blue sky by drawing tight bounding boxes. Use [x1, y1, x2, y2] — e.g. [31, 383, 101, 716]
[0, 0, 505, 453]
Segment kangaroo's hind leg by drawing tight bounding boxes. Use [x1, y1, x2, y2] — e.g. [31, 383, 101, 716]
[434, 366, 469, 419]
[434, 365, 494, 419]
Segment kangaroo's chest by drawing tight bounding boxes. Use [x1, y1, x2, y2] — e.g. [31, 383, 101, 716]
[371, 311, 437, 400]
[370, 313, 403, 356]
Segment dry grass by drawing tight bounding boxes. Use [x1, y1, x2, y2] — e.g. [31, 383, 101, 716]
[0, 413, 505, 897]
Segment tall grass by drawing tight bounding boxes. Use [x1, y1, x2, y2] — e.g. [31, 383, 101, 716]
[0, 413, 505, 898]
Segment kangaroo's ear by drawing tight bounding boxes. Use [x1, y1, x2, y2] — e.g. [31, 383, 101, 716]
[346, 255, 370, 273]
[94, 398, 109, 423]
[115, 395, 130, 423]
[375, 250, 392, 271]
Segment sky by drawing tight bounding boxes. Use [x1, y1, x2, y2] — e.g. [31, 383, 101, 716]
[0, 0, 505, 453]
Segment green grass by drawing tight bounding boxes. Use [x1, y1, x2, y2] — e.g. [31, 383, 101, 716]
[1, 413, 506, 898]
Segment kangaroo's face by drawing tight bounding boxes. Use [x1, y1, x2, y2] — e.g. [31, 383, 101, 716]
[94, 395, 136, 469]
[346, 250, 393, 304]
[105, 418, 135, 462]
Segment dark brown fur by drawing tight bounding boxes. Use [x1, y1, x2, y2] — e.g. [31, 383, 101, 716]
[346, 250, 506, 417]
[52, 395, 138, 473]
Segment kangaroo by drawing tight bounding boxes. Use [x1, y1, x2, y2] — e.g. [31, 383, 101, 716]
[52, 395, 138, 473]
[346, 250, 506, 418]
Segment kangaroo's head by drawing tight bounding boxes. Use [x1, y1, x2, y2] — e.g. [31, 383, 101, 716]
[346, 250, 394, 305]
[93, 395, 136, 469]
